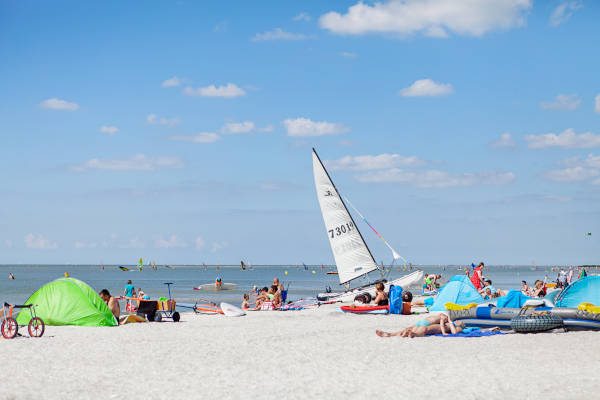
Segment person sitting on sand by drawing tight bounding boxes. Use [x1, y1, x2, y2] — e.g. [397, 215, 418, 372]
[271, 285, 283, 308]
[241, 294, 253, 310]
[521, 280, 531, 295]
[532, 280, 546, 298]
[254, 287, 270, 310]
[376, 313, 464, 338]
[372, 282, 388, 306]
[99, 289, 120, 323]
[273, 277, 280, 287]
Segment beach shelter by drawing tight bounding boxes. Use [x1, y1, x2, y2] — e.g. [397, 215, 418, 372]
[430, 275, 485, 311]
[15, 277, 117, 327]
[555, 276, 600, 308]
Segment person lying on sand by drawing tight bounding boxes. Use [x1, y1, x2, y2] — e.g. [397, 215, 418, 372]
[372, 282, 388, 306]
[376, 313, 464, 338]
[99, 289, 120, 323]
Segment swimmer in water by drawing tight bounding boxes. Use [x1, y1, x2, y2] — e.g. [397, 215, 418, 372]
[9, 273, 15, 280]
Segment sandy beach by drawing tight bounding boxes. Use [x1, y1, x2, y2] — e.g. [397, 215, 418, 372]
[3, 304, 599, 400]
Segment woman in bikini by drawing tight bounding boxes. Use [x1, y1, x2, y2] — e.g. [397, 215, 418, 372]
[372, 282, 389, 306]
[376, 313, 464, 338]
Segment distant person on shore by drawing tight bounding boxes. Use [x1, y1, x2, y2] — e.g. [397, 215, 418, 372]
[470, 262, 485, 290]
[376, 313, 464, 338]
[99, 289, 120, 323]
[372, 282, 389, 306]
[8, 273, 15, 280]
[123, 280, 136, 311]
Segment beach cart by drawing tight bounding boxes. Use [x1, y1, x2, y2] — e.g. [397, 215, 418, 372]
[1, 302, 45, 339]
[153, 282, 180, 322]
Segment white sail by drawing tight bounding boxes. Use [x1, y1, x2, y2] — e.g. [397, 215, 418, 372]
[312, 149, 379, 284]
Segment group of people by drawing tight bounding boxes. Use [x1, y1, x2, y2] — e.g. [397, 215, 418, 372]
[97, 280, 152, 324]
[422, 274, 442, 292]
[242, 277, 286, 310]
[520, 280, 547, 298]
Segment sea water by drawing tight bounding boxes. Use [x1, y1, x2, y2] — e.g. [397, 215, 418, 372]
[0, 264, 566, 307]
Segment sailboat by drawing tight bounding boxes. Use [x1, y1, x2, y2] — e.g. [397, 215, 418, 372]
[312, 149, 422, 302]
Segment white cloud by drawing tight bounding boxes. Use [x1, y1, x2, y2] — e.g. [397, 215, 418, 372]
[100, 125, 119, 136]
[252, 28, 313, 41]
[283, 117, 350, 137]
[161, 76, 183, 88]
[195, 237, 205, 250]
[169, 133, 221, 143]
[39, 98, 79, 111]
[540, 94, 581, 111]
[183, 83, 246, 98]
[356, 169, 515, 188]
[525, 128, 600, 149]
[544, 154, 600, 184]
[293, 12, 311, 22]
[319, 0, 532, 37]
[542, 167, 599, 183]
[118, 238, 145, 249]
[490, 132, 516, 148]
[211, 241, 228, 253]
[146, 114, 180, 127]
[155, 235, 188, 249]
[340, 52, 358, 58]
[25, 233, 57, 249]
[222, 121, 255, 134]
[71, 154, 184, 171]
[549, 1, 582, 27]
[399, 79, 453, 97]
[595, 94, 600, 114]
[326, 154, 425, 171]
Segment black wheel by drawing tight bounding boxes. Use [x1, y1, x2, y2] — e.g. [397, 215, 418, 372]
[154, 313, 163, 322]
[511, 314, 563, 333]
[172, 312, 180, 322]
[28, 317, 45, 338]
[1, 317, 18, 339]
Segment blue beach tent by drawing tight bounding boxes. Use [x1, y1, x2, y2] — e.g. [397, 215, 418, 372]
[555, 276, 600, 307]
[430, 275, 485, 311]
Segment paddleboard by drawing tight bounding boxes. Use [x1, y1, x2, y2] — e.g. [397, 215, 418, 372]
[340, 305, 389, 314]
[194, 283, 238, 291]
[220, 302, 246, 317]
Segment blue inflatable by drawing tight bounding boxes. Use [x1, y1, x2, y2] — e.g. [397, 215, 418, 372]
[555, 276, 600, 307]
[388, 285, 403, 314]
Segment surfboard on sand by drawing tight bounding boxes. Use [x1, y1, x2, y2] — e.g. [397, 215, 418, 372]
[220, 302, 246, 317]
[194, 283, 238, 291]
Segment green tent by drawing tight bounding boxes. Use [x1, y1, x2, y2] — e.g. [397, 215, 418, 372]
[16, 277, 117, 327]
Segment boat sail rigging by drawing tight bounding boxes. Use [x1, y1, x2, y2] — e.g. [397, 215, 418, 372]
[312, 148, 379, 285]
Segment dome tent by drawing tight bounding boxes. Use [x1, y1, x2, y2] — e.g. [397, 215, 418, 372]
[429, 275, 485, 311]
[555, 276, 600, 308]
[15, 277, 117, 327]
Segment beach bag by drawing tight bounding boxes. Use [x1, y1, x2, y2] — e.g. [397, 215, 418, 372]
[388, 285, 403, 314]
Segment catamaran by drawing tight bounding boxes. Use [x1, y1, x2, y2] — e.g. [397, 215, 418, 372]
[312, 148, 422, 302]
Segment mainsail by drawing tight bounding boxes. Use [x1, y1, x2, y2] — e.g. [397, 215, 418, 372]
[312, 149, 379, 284]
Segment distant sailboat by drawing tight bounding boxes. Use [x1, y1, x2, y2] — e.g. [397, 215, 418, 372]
[312, 148, 422, 302]
[241, 261, 246, 270]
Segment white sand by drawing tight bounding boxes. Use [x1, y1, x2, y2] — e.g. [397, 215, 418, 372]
[2, 304, 599, 400]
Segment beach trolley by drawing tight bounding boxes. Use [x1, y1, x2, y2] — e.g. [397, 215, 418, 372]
[1, 302, 45, 339]
[154, 282, 180, 322]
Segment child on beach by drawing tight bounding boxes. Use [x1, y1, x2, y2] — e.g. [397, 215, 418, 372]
[376, 313, 464, 338]
[241, 294, 253, 310]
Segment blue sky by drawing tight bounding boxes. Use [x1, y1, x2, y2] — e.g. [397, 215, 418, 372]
[1, 0, 598, 265]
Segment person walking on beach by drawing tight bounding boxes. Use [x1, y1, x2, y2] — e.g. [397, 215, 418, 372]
[99, 289, 120, 323]
[470, 262, 485, 290]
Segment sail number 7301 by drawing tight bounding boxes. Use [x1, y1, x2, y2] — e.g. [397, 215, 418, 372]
[329, 221, 354, 238]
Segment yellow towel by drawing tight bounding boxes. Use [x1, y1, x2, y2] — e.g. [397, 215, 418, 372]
[578, 303, 600, 314]
[444, 303, 478, 311]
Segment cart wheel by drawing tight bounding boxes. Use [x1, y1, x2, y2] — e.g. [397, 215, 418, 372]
[28, 317, 45, 338]
[154, 313, 162, 322]
[172, 312, 180, 322]
[1, 317, 18, 339]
